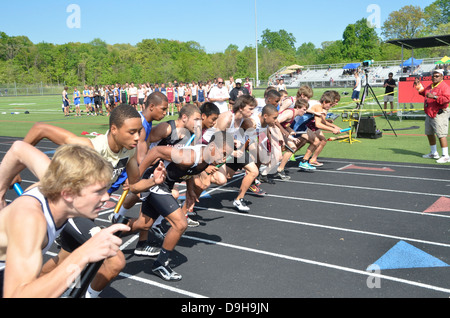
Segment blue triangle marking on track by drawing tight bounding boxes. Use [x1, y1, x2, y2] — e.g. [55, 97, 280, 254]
[366, 241, 450, 271]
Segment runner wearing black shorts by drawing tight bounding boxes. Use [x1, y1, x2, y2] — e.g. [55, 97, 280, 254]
[128, 131, 233, 281]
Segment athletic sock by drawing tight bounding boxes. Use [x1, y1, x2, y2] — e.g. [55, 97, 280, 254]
[431, 145, 438, 154]
[115, 206, 129, 220]
[156, 248, 170, 265]
[85, 285, 101, 298]
[442, 147, 449, 157]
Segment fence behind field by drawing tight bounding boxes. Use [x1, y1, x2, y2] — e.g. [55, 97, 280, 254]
[0, 83, 64, 97]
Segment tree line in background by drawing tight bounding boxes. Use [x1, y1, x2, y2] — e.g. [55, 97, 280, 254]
[0, 0, 449, 87]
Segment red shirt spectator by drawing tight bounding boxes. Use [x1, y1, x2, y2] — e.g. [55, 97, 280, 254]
[417, 72, 450, 118]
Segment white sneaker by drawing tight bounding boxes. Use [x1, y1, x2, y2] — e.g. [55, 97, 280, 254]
[233, 198, 250, 212]
[422, 152, 440, 159]
[187, 217, 199, 227]
[436, 156, 450, 164]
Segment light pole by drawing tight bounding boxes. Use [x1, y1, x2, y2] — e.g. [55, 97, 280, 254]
[255, 0, 259, 88]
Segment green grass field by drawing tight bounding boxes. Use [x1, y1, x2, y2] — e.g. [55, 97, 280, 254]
[0, 88, 442, 165]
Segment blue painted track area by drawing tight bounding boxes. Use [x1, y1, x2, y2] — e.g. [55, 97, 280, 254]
[1, 136, 450, 300]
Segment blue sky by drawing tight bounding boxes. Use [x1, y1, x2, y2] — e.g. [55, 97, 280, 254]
[0, 0, 435, 53]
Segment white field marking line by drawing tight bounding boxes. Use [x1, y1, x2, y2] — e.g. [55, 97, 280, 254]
[216, 187, 450, 220]
[285, 179, 450, 198]
[318, 169, 449, 183]
[196, 205, 450, 248]
[182, 234, 450, 295]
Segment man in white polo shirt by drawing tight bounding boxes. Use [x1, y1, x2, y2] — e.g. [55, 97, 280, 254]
[208, 77, 230, 113]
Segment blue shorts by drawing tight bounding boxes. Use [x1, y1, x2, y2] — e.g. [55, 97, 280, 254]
[108, 170, 128, 194]
[74, 98, 80, 105]
[352, 90, 360, 100]
[84, 97, 91, 105]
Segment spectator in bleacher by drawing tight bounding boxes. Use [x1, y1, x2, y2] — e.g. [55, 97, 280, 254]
[414, 69, 450, 164]
[277, 79, 286, 91]
[383, 72, 397, 115]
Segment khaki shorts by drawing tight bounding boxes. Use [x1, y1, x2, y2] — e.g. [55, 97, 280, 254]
[384, 95, 394, 103]
[425, 108, 450, 138]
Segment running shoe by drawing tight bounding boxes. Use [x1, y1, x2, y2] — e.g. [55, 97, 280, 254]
[422, 152, 440, 159]
[233, 198, 250, 212]
[298, 161, 316, 171]
[134, 241, 161, 257]
[247, 184, 267, 196]
[275, 170, 291, 181]
[258, 174, 275, 184]
[187, 217, 200, 227]
[152, 261, 182, 281]
[309, 160, 324, 167]
[436, 156, 450, 164]
[186, 209, 197, 216]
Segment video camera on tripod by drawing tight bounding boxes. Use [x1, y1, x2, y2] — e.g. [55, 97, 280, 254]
[354, 59, 398, 138]
[362, 59, 374, 68]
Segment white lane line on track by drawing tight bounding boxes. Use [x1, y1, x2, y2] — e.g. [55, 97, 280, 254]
[192, 205, 450, 248]
[326, 159, 450, 171]
[213, 187, 450, 220]
[182, 234, 450, 296]
[284, 179, 450, 198]
[317, 169, 449, 182]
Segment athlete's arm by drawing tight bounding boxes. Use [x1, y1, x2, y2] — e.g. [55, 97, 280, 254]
[0, 141, 50, 209]
[148, 121, 171, 144]
[136, 127, 150, 164]
[3, 200, 52, 297]
[23, 123, 93, 148]
[139, 146, 195, 175]
[128, 161, 166, 194]
[3, 202, 129, 298]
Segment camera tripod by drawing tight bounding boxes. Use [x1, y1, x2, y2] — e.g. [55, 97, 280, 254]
[354, 69, 397, 137]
